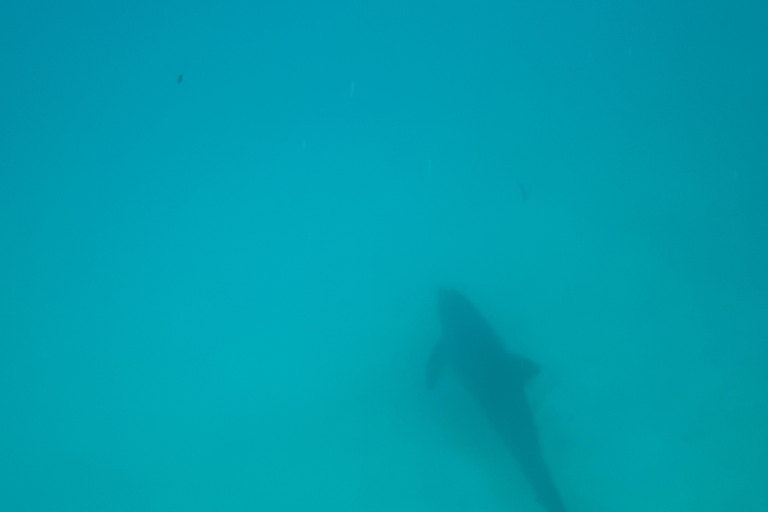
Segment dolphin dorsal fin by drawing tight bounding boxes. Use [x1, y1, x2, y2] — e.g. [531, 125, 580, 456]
[506, 353, 541, 384]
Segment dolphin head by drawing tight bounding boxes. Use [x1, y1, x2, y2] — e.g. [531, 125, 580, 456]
[436, 286, 475, 332]
[437, 286, 463, 310]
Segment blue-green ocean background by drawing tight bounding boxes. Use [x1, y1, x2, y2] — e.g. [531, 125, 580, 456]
[2, 1, 767, 510]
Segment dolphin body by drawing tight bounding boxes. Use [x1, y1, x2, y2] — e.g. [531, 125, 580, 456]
[427, 287, 567, 512]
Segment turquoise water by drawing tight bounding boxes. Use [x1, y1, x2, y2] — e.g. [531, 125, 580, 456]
[2, 1, 767, 510]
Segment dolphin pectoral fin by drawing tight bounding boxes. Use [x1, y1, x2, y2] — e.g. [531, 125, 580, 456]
[507, 353, 541, 384]
[426, 339, 450, 390]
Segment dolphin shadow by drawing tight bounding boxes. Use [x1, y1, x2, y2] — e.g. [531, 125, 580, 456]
[427, 287, 568, 512]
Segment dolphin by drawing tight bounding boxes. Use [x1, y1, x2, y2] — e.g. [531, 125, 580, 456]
[427, 287, 567, 512]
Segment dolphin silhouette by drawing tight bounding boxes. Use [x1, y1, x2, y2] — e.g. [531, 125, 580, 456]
[427, 287, 567, 512]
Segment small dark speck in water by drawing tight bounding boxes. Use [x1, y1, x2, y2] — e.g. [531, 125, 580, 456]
[177, 74, 183, 84]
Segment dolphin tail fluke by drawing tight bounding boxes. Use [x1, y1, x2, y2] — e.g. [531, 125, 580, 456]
[518, 448, 568, 512]
[534, 476, 568, 512]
